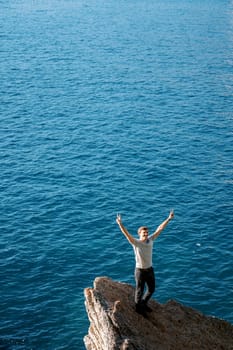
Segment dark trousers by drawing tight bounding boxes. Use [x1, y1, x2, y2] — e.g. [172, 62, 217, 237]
[135, 267, 155, 305]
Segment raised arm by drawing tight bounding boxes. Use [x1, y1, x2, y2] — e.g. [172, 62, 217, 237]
[151, 210, 174, 240]
[116, 214, 135, 244]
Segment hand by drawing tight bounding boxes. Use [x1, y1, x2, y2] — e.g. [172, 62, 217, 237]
[168, 210, 174, 220]
[116, 213, 122, 225]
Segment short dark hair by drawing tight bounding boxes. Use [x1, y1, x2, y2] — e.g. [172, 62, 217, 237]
[138, 226, 149, 235]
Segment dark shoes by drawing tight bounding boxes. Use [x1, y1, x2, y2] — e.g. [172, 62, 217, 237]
[135, 303, 147, 317]
[135, 301, 152, 317]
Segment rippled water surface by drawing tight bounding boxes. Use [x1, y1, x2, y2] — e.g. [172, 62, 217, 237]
[1, 0, 233, 349]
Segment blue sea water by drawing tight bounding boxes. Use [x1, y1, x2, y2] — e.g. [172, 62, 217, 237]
[1, 0, 233, 349]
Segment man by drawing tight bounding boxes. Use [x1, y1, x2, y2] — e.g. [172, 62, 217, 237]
[116, 210, 174, 316]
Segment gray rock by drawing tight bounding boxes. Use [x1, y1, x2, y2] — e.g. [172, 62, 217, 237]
[84, 277, 233, 350]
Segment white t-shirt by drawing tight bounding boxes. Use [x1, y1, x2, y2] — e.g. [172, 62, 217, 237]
[131, 236, 154, 269]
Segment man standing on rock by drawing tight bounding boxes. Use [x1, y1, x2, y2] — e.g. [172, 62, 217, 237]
[116, 210, 174, 316]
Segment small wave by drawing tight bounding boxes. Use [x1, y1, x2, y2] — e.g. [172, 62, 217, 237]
[0, 338, 28, 350]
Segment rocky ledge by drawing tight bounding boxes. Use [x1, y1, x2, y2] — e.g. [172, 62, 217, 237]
[84, 277, 233, 350]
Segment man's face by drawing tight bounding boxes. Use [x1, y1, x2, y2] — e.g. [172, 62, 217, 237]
[139, 228, 149, 242]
